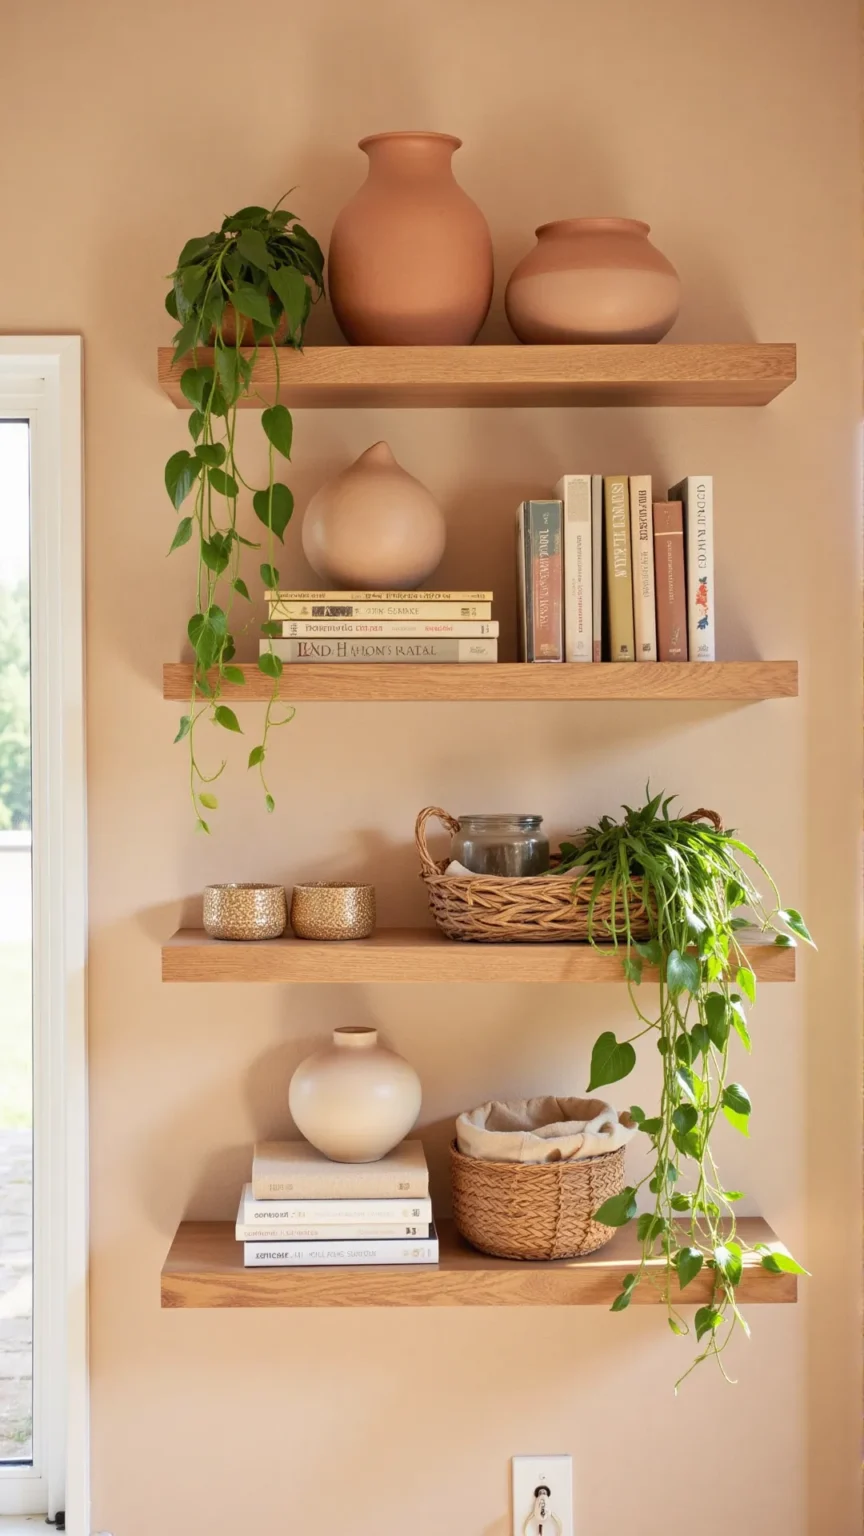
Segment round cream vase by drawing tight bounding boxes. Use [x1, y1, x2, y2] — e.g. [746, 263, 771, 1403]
[288, 1025, 422, 1163]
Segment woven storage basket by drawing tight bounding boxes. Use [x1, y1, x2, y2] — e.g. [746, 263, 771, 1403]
[416, 806, 721, 944]
[450, 1141, 626, 1260]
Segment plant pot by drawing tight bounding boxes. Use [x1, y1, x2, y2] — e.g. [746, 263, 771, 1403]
[215, 304, 290, 347]
[301, 441, 445, 589]
[290, 882, 376, 941]
[328, 131, 494, 345]
[202, 883, 287, 940]
[505, 217, 681, 344]
[288, 1026, 422, 1162]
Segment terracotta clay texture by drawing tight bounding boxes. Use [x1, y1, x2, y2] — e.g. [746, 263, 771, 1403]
[328, 131, 493, 345]
[301, 440, 446, 589]
[288, 1026, 422, 1162]
[505, 217, 681, 344]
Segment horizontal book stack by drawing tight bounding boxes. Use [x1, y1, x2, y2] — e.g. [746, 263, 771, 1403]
[239, 1139, 438, 1267]
[262, 590, 498, 665]
[517, 476, 714, 663]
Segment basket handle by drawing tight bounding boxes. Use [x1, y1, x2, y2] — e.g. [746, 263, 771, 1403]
[415, 806, 461, 877]
[681, 808, 724, 832]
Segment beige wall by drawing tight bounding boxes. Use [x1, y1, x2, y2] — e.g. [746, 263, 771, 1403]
[2, 0, 861, 1531]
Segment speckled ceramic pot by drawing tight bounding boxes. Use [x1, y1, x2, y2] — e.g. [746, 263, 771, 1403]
[289, 1025, 421, 1161]
[203, 883, 287, 940]
[291, 882, 376, 941]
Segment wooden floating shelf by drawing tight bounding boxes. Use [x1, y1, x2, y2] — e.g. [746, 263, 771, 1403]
[162, 927, 796, 984]
[161, 1217, 797, 1309]
[158, 343, 797, 409]
[163, 661, 798, 704]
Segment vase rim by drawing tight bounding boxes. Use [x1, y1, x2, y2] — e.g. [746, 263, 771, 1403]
[536, 216, 651, 238]
[333, 1026, 379, 1049]
[359, 130, 462, 152]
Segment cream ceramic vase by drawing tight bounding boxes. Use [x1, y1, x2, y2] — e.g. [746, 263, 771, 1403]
[328, 131, 494, 345]
[505, 217, 681, 344]
[289, 1026, 422, 1163]
[301, 440, 445, 589]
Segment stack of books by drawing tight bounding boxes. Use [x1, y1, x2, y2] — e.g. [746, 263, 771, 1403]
[237, 1139, 439, 1268]
[262, 589, 498, 664]
[517, 475, 714, 664]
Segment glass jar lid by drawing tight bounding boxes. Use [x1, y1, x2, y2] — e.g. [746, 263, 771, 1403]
[457, 814, 544, 828]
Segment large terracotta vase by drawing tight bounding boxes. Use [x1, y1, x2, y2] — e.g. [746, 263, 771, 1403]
[301, 440, 445, 589]
[289, 1026, 422, 1163]
[328, 131, 493, 345]
[505, 218, 681, 344]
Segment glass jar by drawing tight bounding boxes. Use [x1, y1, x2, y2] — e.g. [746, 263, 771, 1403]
[452, 814, 550, 877]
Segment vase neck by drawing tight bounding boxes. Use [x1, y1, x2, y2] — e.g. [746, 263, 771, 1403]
[536, 217, 650, 240]
[360, 131, 460, 181]
[333, 1026, 378, 1050]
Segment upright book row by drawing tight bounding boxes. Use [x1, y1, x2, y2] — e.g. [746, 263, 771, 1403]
[517, 476, 715, 664]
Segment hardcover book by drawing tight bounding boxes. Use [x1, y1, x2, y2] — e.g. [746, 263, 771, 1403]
[629, 475, 657, 662]
[265, 590, 493, 603]
[667, 476, 715, 661]
[591, 475, 604, 662]
[243, 1226, 439, 1267]
[240, 1186, 433, 1226]
[263, 638, 498, 664]
[653, 501, 688, 661]
[555, 474, 593, 663]
[268, 601, 493, 620]
[603, 476, 636, 662]
[252, 1140, 429, 1200]
[275, 620, 499, 639]
[516, 500, 563, 662]
[235, 1192, 432, 1242]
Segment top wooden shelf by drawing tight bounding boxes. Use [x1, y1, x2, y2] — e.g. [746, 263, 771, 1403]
[157, 343, 797, 409]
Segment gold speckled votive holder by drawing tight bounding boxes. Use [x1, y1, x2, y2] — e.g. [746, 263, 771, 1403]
[290, 882, 376, 941]
[203, 883, 287, 941]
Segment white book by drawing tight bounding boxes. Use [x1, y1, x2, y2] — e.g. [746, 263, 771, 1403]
[556, 475, 593, 663]
[591, 475, 603, 662]
[269, 601, 493, 620]
[274, 619, 499, 639]
[629, 475, 657, 661]
[243, 1226, 440, 1267]
[252, 1140, 429, 1200]
[667, 476, 715, 661]
[262, 638, 497, 664]
[265, 589, 492, 602]
[241, 1187, 433, 1226]
[235, 1193, 432, 1241]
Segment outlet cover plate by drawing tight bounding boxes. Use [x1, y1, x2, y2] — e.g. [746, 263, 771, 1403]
[512, 1454, 573, 1536]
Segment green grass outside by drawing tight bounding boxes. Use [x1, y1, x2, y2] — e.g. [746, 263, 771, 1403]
[0, 942, 31, 1127]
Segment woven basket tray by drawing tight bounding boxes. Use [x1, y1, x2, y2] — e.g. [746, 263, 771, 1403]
[416, 806, 720, 944]
[450, 1141, 626, 1260]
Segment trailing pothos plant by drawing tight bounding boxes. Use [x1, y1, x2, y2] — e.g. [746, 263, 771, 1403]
[164, 197, 324, 830]
[557, 792, 814, 1389]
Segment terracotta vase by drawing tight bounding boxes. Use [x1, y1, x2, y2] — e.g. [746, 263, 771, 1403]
[328, 131, 493, 345]
[288, 1026, 422, 1163]
[301, 440, 445, 589]
[505, 218, 681, 344]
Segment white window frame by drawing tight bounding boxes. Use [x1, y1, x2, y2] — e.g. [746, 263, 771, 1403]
[0, 340, 87, 1533]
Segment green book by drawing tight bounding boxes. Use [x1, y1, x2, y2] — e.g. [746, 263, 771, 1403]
[603, 476, 635, 662]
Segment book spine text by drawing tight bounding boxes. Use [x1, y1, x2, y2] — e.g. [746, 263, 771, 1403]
[263, 638, 498, 664]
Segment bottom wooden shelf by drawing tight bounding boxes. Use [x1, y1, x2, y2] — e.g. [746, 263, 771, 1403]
[161, 1217, 797, 1309]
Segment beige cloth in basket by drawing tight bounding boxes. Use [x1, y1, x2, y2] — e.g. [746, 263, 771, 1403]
[456, 1096, 637, 1163]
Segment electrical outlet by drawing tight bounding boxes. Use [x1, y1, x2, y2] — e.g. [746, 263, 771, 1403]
[512, 1455, 573, 1536]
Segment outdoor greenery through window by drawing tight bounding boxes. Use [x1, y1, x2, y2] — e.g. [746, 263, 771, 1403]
[0, 420, 32, 1462]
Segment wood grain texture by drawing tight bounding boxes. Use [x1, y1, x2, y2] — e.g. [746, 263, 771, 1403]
[161, 927, 796, 984]
[158, 343, 797, 408]
[160, 1217, 798, 1308]
[162, 661, 798, 703]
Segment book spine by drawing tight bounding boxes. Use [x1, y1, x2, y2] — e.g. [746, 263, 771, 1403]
[603, 477, 636, 662]
[669, 477, 715, 661]
[269, 602, 493, 620]
[652, 501, 688, 661]
[243, 1237, 439, 1266]
[262, 638, 498, 664]
[237, 1221, 432, 1241]
[275, 620, 499, 638]
[265, 590, 493, 603]
[244, 1197, 433, 1223]
[591, 474, 604, 661]
[529, 501, 563, 662]
[629, 475, 657, 661]
[252, 1174, 430, 1200]
[557, 476, 593, 662]
[516, 502, 532, 661]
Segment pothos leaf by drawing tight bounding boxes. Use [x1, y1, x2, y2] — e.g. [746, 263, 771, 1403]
[676, 1247, 703, 1290]
[594, 1186, 637, 1227]
[587, 1031, 636, 1091]
[213, 705, 242, 734]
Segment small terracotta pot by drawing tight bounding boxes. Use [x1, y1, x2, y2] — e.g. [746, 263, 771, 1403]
[288, 1025, 421, 1162]
[505, 217, 681, 344]
[301, 441, 445, 589]
[328, 130, 494, 345]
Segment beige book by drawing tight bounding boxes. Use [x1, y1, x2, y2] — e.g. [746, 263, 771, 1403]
[252, 1139, 429, 1199]
[629, 475, 657, 661]
[603, 476, 636, 662]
